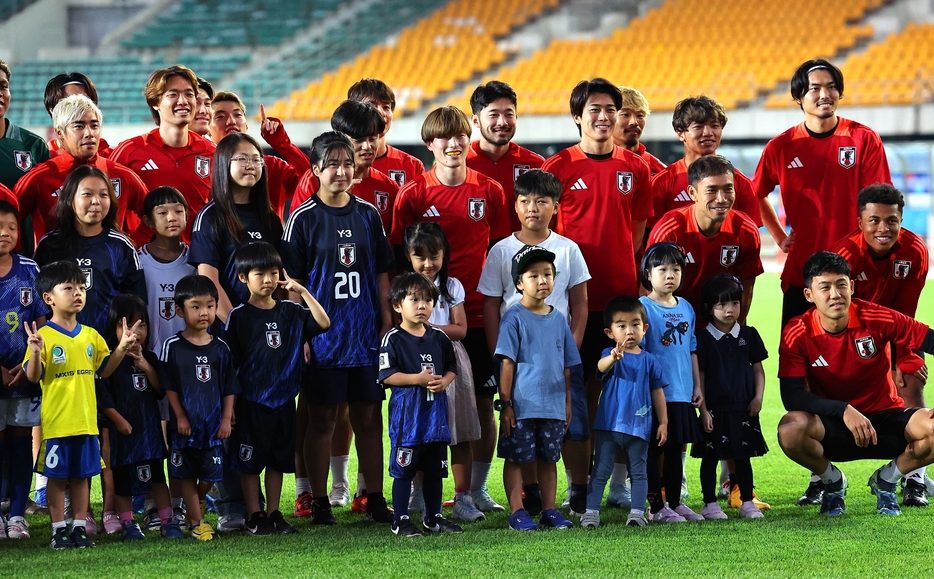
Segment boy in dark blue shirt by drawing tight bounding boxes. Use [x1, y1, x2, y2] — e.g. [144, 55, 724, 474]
[379, 272, 460, 537]
[224, 242, 329, 535]
[159, 275, 240, 541]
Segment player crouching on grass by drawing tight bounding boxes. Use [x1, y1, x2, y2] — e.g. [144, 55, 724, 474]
[777, 251, 934, 516]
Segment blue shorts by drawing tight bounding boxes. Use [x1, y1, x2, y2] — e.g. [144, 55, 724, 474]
[497, 418, 565, 464]
[565, 364, 589, 441]
[113, 459, 167, 497]
[389, 442, 449, 480]
[168, 446, 224, 482]
[305, 366, 383, 405]
[35, 435, 103, 479]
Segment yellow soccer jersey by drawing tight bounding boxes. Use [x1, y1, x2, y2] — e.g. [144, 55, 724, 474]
[22, 321, 110, 439]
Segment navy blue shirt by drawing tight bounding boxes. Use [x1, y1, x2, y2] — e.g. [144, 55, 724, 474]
[159, 334, 240, 449]
[35, 229, 147, 334]
[96, 350, 166, 464]
[224, 300, 324, 409]
[696, 323, 768, 413]
[189, 202, 281, 308]
[0, 254, 47, 399]
[379, 325, 456, 447]
[280, 195, 394, 368]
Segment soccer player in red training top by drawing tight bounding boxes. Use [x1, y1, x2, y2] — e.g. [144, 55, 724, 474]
[612, 86, 666, 176]
[391, 106, 509, 517]
[466, 81, 544, 233]
[43, 73, 113, 158]
[650, 96, 761, 235]
[648, 154, 763, 319]
[754, 58, 892, 328]
[831, 184, 931, 506]
[191, 78, 214, 139]
[347, 79, 425, 189]
[16, 95, 147, 243]
[777, 251, 934, 518]
[111, 65, 215, 242]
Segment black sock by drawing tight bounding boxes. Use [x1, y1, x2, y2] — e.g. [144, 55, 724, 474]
[523, 483, 541, 497]
[391, 479, 411, 521]
[423, 476, 443, 524]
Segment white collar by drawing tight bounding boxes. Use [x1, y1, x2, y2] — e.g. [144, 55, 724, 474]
[706, 322, 740, 340]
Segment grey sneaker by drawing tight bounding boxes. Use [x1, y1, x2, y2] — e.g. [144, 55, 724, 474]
[408, 487, 425, 515]
[580, 510, 600, 528]
[451, 494, 485, 522]
[470, 487, 505, 512]
[738, 501, 764, 519]
[606, 482, 632, 509]
[217, 513, 245, 533]
[626, 512, 649, 527]
[700, 502, 728, 520]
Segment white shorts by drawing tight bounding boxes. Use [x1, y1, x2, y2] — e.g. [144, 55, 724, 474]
[0, 396, 41, 430]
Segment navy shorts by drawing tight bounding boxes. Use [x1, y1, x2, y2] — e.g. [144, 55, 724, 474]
[462, 327, 497, 395]
[229, 399, 296, 475]
[819, 407, 919, 462]
[565, 363, 589, 441]
[35, 435, 103, 479]
[305, 366, 383, 405]
[113, 459, 167, 497]
[168, 445, 224, 482]
[389, 442, 449, 480]
[497, 418, 566, 464]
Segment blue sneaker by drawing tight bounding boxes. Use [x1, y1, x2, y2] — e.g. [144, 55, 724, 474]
[121, 520, 146, 541]
[204, 494, 217, 514]
[507, 508, 539, 531]
[819, 474, 848, 517]
[132, 495, 145, 515]
[867, 467, 896, 496]
[160, 519, 185, 539]
[33, 487, 48, 508]
[539, 508, 574, 529]
[876, 490, 902, 516]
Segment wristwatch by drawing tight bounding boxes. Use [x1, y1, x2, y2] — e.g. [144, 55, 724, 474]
[493, 399, 513, 411]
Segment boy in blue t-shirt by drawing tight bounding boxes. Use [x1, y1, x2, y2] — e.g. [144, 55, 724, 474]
[494, 246, 580, 531]
[379, 272, 460, 537]
[582, 296, 668, 529]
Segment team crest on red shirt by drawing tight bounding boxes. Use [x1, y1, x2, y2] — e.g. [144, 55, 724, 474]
[617, 172, 633, 194]
[396, 447, 413, 467]
[132, 373, 147, 391]
[82, 268, 93, 290]
[838, 147, 856, 169]
[170, 451, 183, 467]
[19, 287, 33, 306]
[338, 243, 356, 267]
[13, 150, 32, 172]
[137, 464, 151, 482]
[513, 164, 531, 182]
[196, 364, 211, 382]
[374, 191, 389, 213]
[855, 336, 877, 359]
[110, 178, 122, 199]
[893, 260, 911, 279]
[195, 156, 211, 178]
[266, 330, 281, 349]
[388, 170, 406, 187]
[239, 444, 253, 462]
[468, 198, 486, 221]
[720, 245, 739, 267]
[159, 297, 176, 320]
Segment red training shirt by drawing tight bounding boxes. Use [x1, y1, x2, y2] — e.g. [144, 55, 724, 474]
[636, 142, 666, 176]
[466, 140, 544, 233]
[49, 137, 112, 159]
[372, 145, 425, 190]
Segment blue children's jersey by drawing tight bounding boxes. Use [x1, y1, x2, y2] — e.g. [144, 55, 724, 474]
[595, 348, 667, 440]
[96, 350, 166, 465]
[189, 203, 281, 308]
[379, 325, 456, 447]
[639, 296, 697, 403]
[280, 195, 394, 368]
[34, 229, 147, 334]
[696, 323, 768, 413]
[159, 334, 240, 449]
[224, 300, 324, 409]
[0, 254, 47, 399]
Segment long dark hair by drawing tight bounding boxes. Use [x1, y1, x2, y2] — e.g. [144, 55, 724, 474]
[49, 165, 120, 252]
[105, 294, 149, 349]
[208, 132, 281, 245]
[402, 222, 454, 305]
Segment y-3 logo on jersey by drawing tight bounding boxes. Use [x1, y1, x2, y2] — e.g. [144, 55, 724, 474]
[77, 259, 93, 289]
[195, 356, 211, 382]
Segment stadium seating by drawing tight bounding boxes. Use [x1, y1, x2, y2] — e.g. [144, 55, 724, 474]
[267, 0, 560, 120]
[0, 0, 36, 22]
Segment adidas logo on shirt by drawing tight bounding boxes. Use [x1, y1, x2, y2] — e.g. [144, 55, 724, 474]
[684, 252, 696, 264]
[811, 355, 829, 367]
[787, 157, 804, 169]
[140, 159, 160, 171]
[570, 178, 588, 190]
[674, 190, 692, 203]
[854, 272, 868, 281]
[422, 206, 440, 218]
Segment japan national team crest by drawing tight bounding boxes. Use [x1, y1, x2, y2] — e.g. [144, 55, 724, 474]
[239, 444, 253, 462]
[374, 191, 389, 213]
[396, 447, 413, 468]
[110, 178, 122, 199]
[838, 147, 856, 169]
[196, 364, 211, 382]
[132, 373, 148, 392]
[468, 198, 486, 221]
[893, 260, 911, 279]
[137, 464, 151, 482]
[617, 172, 633, 194]
[720, 245, 739, 267]
[855, 336, 877, 359]
[421, 362, 436, 375]
[266, 330, 281, 349]
[19, 287, 33, 306]
[159, 297, 176, 320]
[195, 156, 211, 178]
[13, 150, 32, 172]
[171, 451, 183, 467]
[82, 267, 93, 290]
[338, 243, 356, 267]
[513, 164, 531, 182]
[388, 170, 406, 187]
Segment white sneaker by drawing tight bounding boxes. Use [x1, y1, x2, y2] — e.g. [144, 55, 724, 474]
[408, 487, 425, 514]
[7, 516, 29, 539]
[718, 480, 732, 500]
[470, 488, 505, 512]
[560, 488, 571, 509]
[451, 494, 485, 522]
[925, 474, 934, 496]
[328, 482, 350, 507]
[606, 482, 632, 509]
[580, 510, 600, 528]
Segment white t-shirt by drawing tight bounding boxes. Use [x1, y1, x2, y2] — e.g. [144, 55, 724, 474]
[428, 276, 465, 326]
[138, 243, 197, 352]
[478, 231, 591, 321]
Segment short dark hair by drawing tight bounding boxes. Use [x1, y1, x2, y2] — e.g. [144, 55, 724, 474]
[603, 295, 647, 328]
[36, 260, 85, 296]
[857, 183, 904, 216]
[105, 294, 149, 347]
[197, 77, 214, 100]
[174, 274, 218, 306]
[0, 60, 10, 80]
[790, 58, 844, 103]
[234, 241, 282, 277]
[347, 78, 396, 111]
[0, 200, 19, 220]
[640, 242, 686, 291]
[330, 100, 386, 140]
[700, 275, 744, 319]
[309, 131, 355, 168]
[143, 186, 189, 218]
[687, 154, 735, 187]
[44, 72, 99, 116]
[803, 251, 851, 288]
[389, 271, 440, 306]
[569, 78, 622, 118]
[514, 169, 562, 201]
[469, 81, 517, 115]
[671, 95, 728, 133]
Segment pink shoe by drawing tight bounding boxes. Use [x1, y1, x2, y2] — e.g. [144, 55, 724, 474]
[102, 511, 121, 534]
[673, 503, 704, 521]
[738, 501, 764, 519]
[84, 511, 98, 535]
[651, 503, 686, 523]
[700, 502, 728, 520]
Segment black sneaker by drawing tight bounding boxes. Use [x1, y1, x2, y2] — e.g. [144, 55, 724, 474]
[797, 480, 824, 506]
[50, 527, 73, 550]
[422, 515, 463, 534]
[903, 478, 929, 507]
[523, 490, 543, 517]
[244, 511, 276, 535]
[569, 490, 586, 515]
[268, 510, 298, 534]
[70, 525, 95, 548]
[311, 499, 337, 526]
[365, 494, 392, 523]
[391, 516, 421, 537]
